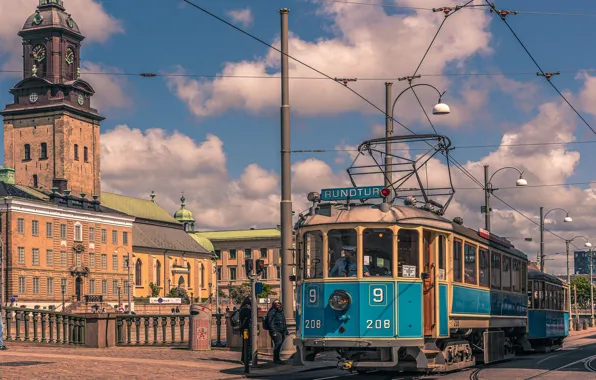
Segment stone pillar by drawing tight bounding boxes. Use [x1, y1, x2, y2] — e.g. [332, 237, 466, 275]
[84, 313, 116, 348]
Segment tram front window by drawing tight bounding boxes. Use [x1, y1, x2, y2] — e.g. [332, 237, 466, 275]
[328, 229, 365, 277]
[363, 228, 393, 277]
[398, 229, 419, 278]
[304, 231, 323, 278]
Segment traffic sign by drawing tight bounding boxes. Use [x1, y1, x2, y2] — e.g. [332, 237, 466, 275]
[158, 297, 163, 303]
[255, 282, 263, 295]
[321, 186, 385, 201]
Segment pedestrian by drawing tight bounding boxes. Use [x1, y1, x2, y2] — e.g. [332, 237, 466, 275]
[175, 306, 180, 314]
[264, 299, 287, 364]
[239, 296, 252, 364]
[0, 308, 7, 350]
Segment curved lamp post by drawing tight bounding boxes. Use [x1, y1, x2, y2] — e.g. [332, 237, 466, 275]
[565, 236, 591, 327]
[115, 246, 134, 314]
[540, 207, 572, 272]
[384, 82, 451, 198]
[483, 166, 528, 232]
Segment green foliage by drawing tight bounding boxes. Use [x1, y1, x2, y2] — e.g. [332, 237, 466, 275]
[218, 289, 227, 299]
[571, 276, 591, 308]
[229, 282, 278, 305]
[149, 282, 161, 298]
[168, 287, 191, 304]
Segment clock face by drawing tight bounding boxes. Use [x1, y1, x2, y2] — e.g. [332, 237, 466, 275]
[29, 93, 38, 104]
[33, 12, 43, 25]
[67, 17, 74, 28]
[32, 45, 46, 62]
[65, 47, 74, 65]
[78, 94, 84, 106]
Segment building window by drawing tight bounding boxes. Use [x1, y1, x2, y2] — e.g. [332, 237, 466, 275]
[112, 255, 118, 271]
[18, 276, 26, 294]
[32, 248, 40, 266]
[261, 266, 268, 280]
[89, 227, 95, 242]
[76, 252, 82, 267]
[60, 224, 67, 239]
[200, 264, 205, 288]
[40, 143, 48, 159]
[229, 249, 237, 260]
[74, 144, 79, 160]
[33, 174, 38, 188]
[260, 248, 268, 258]
[135, 259, 142, 286]
[46, 249, 53, 266]
[89, 253, 95, 268]
[101, 229, 107, 243]
[24, 144, 31, 160]
[102, 280, 107, 295]
[230, 267, 237, 280]
[217, 267, 222, 281]
[61, 278, 67, 293]
[112, 280, 118, 295]
[112, 230, 118, 245]
[84, 146, 89, 162]
[187, 262, 191, 289]
[123, 232, 128, 246]
[74, 222, 82, 241]
[46, 222, 53, 237]
[156, 261, 162, 287]
[60, 251, 67, 267]
[123, 280, 129, 296]
[244, 249, 252, 259]
[101, 254, 107, 269]
[276, 265, 281, 279]
[32, 220, 39, 236]
[33, 277, 40, 294]
[47, 278, 54, 296]
[89, 280, 95, 294]
[214, 250, 221, 259]
[18, 247, 25, 264]
[17, 218, 24, 234]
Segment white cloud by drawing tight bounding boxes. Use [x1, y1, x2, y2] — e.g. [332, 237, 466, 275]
[226, 8, 253, 27]
[167, 0, 492, 122]
[82, 61, 131, 111]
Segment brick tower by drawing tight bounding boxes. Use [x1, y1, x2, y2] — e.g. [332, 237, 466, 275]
[1, 0, 103, 197]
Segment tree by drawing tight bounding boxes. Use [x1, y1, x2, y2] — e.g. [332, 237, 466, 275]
[570, 276, 591, 309]
[168, 287, 191, 304]
[149, 282, 161, 297]
[229, 282, 278, 305]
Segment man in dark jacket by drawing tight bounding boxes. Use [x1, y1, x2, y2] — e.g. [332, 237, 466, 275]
[265, 299, 287, 364]
[239, 296, 252, 364]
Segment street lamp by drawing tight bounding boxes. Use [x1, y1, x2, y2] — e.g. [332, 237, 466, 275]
[565, 237, 592, 327]
[0, 236, 4, 308]
[590, 246, 595, 327]
[117, 286, 121, 309]
[384, 82, 451, 199]
[540, 207, 572, 271]
[115, 246, 133, 314]
[61, 284, 66, 311]
[483, 165, 528, 232]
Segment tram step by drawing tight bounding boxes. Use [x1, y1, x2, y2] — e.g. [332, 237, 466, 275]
[421, 349, 441, 356]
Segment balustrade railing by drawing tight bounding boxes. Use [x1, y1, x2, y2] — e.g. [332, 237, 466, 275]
[2, 307, 86, 345]
[116, 314, 189, 346]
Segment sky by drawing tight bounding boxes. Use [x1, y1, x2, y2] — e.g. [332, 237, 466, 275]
[1, 0, 596, 275]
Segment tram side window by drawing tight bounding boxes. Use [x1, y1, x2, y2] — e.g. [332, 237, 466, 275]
[521, 262, 527, 294]
[398, 229, 419, 278]
[533, 281, 540, 309]
[453, 240, 462, 282]
[546, 284, 552, 310]
[491, 253, 501, 290]
[512, 259, 521, 293]
[528, 280, 533, 309]
[438, 235, 446, 280]
[328, 229, 359, 277]
[464, 243, 477, 285]
[502, 256, 511, 291]
[363, 228, 393, 277]
[304, 231, 324, 279]
[479, 249, 489, 287]
[540, 281, 545, 309]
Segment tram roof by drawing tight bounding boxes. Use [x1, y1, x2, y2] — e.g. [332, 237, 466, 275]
[298, 202, 528, 260]
[528, 268, 564, 285]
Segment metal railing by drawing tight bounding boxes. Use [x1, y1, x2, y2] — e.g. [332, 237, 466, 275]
[2, 307, 86, 345]
[116, 314, 189, 346]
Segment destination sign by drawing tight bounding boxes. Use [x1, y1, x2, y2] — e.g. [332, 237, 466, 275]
[478, 228, 513, 249]
[321, 186, 386, 201]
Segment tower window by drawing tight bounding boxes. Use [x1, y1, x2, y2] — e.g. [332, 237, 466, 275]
[33, 174, 38, 188]
[24, 144, 31, 160]
[74, 144, 79, 160]
[84, 147, 88, 162]
[40, 143, 48, 159]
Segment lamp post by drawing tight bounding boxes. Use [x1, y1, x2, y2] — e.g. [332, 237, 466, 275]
[168, 278, 171, 294]
[117, 286, 121, 308]
[483, 165, 528, 231]
[384, 82, 451, 203]
[540, 207, 572, 271]
[115, 246, 133, 314]
[564, 236, 591, 327]
[61, 284, 66, 311]
[591, 246, 595, 327]
[0, 236, 4, 309]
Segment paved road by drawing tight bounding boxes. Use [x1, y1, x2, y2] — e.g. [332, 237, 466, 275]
[279, 335, 596, 380]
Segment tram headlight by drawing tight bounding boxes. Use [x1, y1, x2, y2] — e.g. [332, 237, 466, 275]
[329, 290, 351, 311]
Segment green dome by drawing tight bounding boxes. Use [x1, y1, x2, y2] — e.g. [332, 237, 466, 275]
[191, 234, 215, 253]
[174, 195, 195, 223]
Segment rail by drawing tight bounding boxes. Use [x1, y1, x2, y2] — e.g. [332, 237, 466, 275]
[116, 314, 189, 346]
[2, 307, 86, 345]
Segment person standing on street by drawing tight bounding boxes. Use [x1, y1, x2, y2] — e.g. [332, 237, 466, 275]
[264, 299, 287, 364]
[239, 296, 252, 364]
[0, 308, 7, 350]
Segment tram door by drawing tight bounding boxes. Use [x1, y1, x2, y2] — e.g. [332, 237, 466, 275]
[422, 231, 436, 336]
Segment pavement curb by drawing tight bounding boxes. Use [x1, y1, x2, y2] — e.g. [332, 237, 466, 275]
[225, 364, 337, 379]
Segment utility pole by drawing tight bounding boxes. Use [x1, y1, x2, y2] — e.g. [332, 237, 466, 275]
[250, 271, 258, 366]
[591, 247, 595, 327]
[384, 82, 392, 200]
[539, 207, 545, 272]
[484, 165, 490, 231]
[279, 7, 295, 358]
[566, 240, 572, 328]
[0, 237, 4, 309]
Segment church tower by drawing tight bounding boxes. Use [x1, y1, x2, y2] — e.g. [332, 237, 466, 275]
[1, 0, 102, 197]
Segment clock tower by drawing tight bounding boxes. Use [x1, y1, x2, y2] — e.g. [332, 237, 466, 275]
[1, 0, 102, 197]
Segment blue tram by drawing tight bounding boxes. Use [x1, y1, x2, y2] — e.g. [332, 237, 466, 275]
[293, 192, 568, 373]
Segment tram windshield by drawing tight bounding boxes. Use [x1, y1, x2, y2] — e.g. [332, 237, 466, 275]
[328, 229, 361, 277]
[304, 231, 324, 278]
[363, 228, 393, 277]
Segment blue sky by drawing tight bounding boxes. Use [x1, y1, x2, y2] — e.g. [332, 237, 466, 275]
[2, 0, 596, 272]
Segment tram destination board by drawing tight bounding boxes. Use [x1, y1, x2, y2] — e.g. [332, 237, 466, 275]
[321, 186, 385, 201]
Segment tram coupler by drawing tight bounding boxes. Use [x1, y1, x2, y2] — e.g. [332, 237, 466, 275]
[337, 359, 354, 371]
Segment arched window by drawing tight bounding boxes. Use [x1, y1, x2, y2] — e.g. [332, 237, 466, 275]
[74, 222, 82, 241]
[187, 262, 191, 288]
[74, 144, 79, 160]
[33, 174, 38, 188]
[84, 146, 88, 162]
[40, 143, 48, 159]
[24, 144, 31, 160]
[135, 259, 142, 286]
[156, 260, 162, 287]
[200, 264, 205, 288]
[178, 276, 185, 288]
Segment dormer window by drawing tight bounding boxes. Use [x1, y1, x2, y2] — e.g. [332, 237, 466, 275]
[24, 144, 31, 161]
